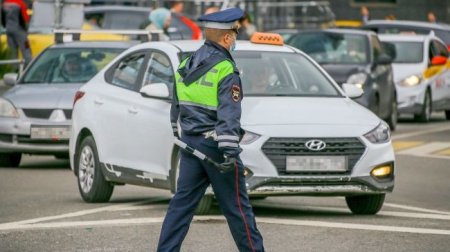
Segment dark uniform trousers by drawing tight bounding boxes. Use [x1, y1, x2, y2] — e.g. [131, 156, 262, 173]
[157, 134, 264, 252]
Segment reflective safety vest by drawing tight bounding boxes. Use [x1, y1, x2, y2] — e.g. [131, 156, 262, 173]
[176, 58, 235, 110]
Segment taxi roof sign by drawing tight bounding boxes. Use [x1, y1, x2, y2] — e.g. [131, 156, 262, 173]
[250, 32, 284, 46]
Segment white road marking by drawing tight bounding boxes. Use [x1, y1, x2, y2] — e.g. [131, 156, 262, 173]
[391, 124, 450, 140]
[396, 142, 450, 157]
[384, 203, 450, 215]
[1, 216, 450, 236]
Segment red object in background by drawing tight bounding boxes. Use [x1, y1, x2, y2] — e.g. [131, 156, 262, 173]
[178, 15, 202, 40]
[431, 55, 447, 65]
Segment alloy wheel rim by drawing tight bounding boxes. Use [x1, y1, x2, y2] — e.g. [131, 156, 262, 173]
[78, 146, 95, 193]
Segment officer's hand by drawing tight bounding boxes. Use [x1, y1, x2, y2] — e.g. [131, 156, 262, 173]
[218, 156, 237, 173]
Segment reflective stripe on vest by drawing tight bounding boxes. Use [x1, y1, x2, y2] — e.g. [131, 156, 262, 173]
[176, 59, 235, 109]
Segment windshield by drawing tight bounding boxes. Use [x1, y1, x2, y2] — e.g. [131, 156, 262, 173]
[234, 51, 340, 97]
[388, 41, 423, 63]
[22, 48, 123, 84]
[288, 32, 369, 64]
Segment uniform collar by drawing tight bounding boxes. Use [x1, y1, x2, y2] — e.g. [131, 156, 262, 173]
[205, 40, 234, 63]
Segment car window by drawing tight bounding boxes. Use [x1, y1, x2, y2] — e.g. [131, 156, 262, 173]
[431, 40, 449, 58]
[22, 48, 123, 84]
[235, 51, 340, 97]
[386, 41, 423, 63]
[142, 51, 175, 93]
[111, 52, 146, 90]
[433, 30, 450, 46]
[103, 11, 148, 30]
[374, 25, 429, 35]
[289, 32, 369, 64]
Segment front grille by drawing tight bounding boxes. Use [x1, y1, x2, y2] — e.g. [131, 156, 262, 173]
[22, 109, 53, 119]
[0, 134, 13, 142]
[63, 109, 72, 120]
[262, 137, 366, 175]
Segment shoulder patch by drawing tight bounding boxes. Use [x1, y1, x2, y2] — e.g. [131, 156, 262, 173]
[231, 84, 241, 102]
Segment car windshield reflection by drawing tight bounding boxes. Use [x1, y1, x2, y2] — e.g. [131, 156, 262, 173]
[235, 51, 341, 97]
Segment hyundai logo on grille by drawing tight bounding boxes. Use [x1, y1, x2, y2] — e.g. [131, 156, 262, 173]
[305, 139, 326, 151]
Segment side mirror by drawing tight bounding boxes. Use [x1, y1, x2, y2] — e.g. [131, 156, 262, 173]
[376, 53, 392, 65]
[431, 55, 447, 66]
[140, 83, 170, 99]
[3, 73, 18, 87]
[342, 83, 364, 98]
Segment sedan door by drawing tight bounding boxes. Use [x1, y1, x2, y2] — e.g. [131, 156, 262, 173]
[429, 39, 450, 110]
[124, 50, 177, 178]
[93, 51, 148, 168]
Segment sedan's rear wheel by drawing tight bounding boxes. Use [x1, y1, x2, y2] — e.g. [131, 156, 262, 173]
[345, 194, 385, 215]
[76, 136, 113, 202]
[414, 90, 432, 122]
[0, 153, 21, 167]
[171, 152, 213, 215]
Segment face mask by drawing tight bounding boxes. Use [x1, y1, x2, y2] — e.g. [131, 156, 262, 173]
[230, 41, 236, 52]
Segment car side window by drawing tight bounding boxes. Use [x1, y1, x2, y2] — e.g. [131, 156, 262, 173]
[142, 51, 175, 95]
[110, 52, 146, 90]
[432, 40, 449, 58]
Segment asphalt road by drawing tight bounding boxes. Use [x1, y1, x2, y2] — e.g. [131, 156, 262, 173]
[1, 114, 450, 251]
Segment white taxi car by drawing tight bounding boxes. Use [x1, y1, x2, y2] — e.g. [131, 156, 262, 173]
[379, 33, 450, 121]
[69, 35, 395, 215]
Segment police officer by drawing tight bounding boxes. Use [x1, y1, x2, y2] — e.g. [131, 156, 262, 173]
[157, 7, 265, 252]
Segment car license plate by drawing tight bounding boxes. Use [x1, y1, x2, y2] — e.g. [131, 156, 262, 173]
[286, 156, 347, 172]
[30, 126, 71, 140]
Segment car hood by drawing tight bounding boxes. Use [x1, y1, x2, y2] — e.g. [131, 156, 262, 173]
[241, 97, 380, 136]
[321, 64, 367, 84]
[391, 63, 423, 83]
[3, 84, 83, 109]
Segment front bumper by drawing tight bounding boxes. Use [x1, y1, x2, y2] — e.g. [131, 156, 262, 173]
[245, 174, 394, 196]
[0, 116, 70, 154]
[396, 82, 427, 114]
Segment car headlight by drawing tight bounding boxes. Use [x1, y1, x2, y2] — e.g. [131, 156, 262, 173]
[364, 122, 390, 144]
[346, 72, 367, 89]
[399, 74, 422, 87]
[240, 131, 260, 145]
[0, 98, 19, 118]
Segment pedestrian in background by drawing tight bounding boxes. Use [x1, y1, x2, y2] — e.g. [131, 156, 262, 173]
[360, 6, 370, 24]
[428, 12, 436, 23]
[237, 11, 256, 40]
[146, 8, 172, 41]
[1, 0, 32, 68]
[157, 7, 265, 252]
[168, 0, 184, 14]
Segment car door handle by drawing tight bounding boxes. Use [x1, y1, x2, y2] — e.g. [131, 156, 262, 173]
[94, 99, 104, 105]
[128, 107, 138, 114]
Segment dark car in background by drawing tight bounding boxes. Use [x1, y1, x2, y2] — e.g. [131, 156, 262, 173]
[84, 5, 202, 40]
[362, 20, 450, 49]
[287, 29, 397, 130]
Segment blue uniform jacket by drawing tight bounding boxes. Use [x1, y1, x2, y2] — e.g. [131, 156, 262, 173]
[170, 40, 243, 157]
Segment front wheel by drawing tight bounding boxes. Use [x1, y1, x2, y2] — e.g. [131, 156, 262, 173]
[76, 136, 113, 203]
[385, 99, 398, 131]
[0, 153, 21, 167]
[445, 110, 450, 120]
[414, 90, 432, 122]
[345, 194, 385, 215]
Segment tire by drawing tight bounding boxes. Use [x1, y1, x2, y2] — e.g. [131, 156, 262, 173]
[414, 90, 432, 122]
[195, 195, 213, 215]
[385, 99, 398, 131]
[76, 136, 113, 203]
[445, 110, 450, 120]
[171, 152, 213, 215]
[370, 95, 380, 116]
[0, 153, 21, 167]
[345, 194, 385, 215]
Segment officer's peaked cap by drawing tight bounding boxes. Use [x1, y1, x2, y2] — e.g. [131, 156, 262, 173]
[198, 7, 244, 30]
